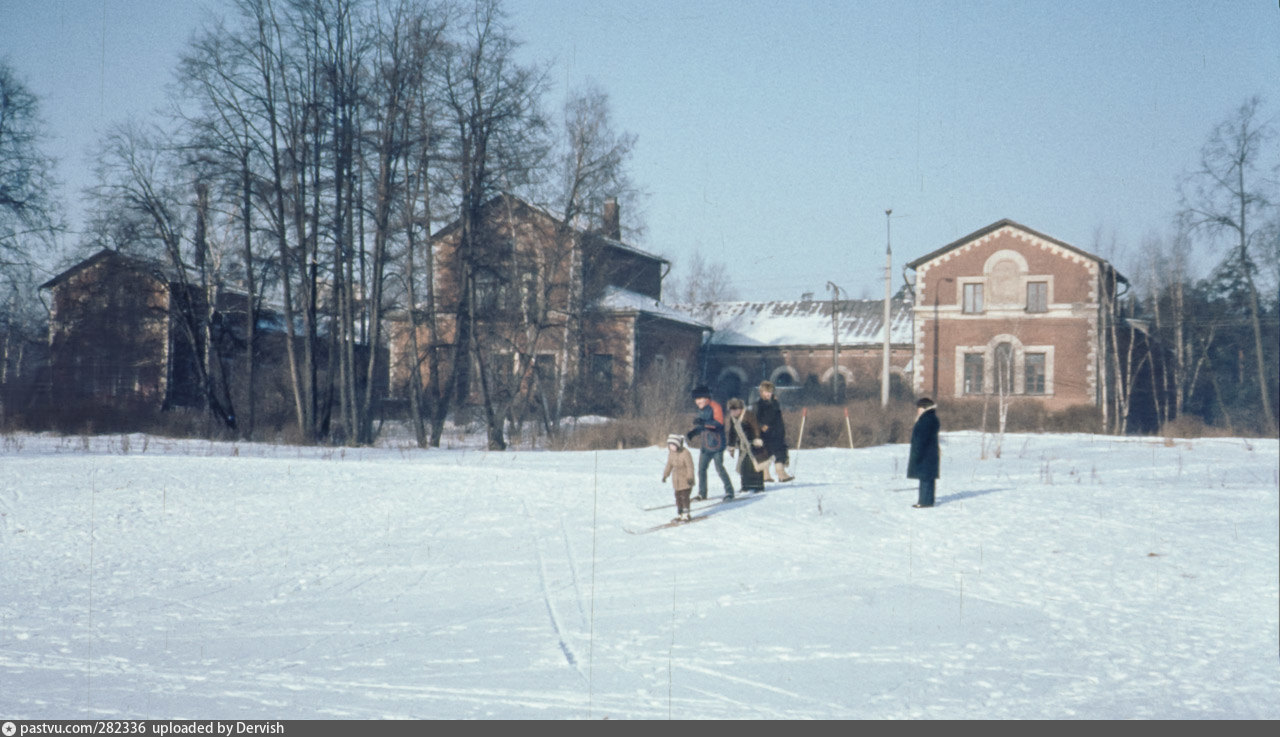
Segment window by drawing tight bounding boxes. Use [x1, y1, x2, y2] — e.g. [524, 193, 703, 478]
[963, 283, 984, 314]
[1027, 282, 1048, 313]
[1025, 353, 1046, 394]
[534, 354, 556, 391]
[473, 271, 503, 315]
[520, 272, 539, 318]
[591, 354, 613, 388]
[963, 353, 984, 394]
[994, 342, 1015, 395]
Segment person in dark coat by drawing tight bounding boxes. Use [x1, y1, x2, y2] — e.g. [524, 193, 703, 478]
[726, 398, 771, 493]
[686, 384, 735, 501]
[754, 380, 794, 482]
[907, 397, 941, 508]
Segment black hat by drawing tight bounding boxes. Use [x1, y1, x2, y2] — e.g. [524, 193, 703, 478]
[916, 397, 936, 409]
[691, 384, 711, 399]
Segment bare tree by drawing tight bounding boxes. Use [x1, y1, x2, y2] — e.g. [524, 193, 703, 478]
[535, 82, 640, 433]
[176, 16, 283, 439]
[1179, 95, 1278, 434]
[0, 62, 60, 413]
[0, 60, 62, 272]
[437, 0, 550, 450]
[370, 0, 451, 448]
[667, 250, 739, 326]
[88, 121, 237, 429]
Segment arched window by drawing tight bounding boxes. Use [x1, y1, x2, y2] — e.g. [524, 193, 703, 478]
[994, 341, 1015, 395]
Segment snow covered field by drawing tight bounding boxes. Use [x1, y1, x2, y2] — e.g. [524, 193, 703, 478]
[1, 430, 1277, 719]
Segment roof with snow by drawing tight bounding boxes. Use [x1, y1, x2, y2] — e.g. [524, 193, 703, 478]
[698, 298, 913, 348]
[599, 286, 710, 329]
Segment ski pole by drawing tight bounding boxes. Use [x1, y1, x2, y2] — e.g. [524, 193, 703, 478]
[792, 407, 806, 473]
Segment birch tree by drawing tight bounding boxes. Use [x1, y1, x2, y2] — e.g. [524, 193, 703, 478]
[1179, 96, 1278, 434]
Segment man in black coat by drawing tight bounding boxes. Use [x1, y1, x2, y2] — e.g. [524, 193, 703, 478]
[907, 397, 940, 508]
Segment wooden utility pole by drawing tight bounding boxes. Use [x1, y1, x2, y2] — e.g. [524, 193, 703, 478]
[827, 281, 842, 403]
[882, 209, 893, 407]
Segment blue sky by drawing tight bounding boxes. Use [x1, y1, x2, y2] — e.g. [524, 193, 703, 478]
[2, 0, 1277, 299]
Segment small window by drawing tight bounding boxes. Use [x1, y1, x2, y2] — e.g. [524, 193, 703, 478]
[963, 283, 984, 314]
[1027, 282, 1048, 313]
[591, 354, 613, 388]
[473, 271, 503, 315]
[534, 354, 556, 390]
[520, 272, 539, 318]
[963, 353, 984, 394]
[1025, 353, 1046, 394]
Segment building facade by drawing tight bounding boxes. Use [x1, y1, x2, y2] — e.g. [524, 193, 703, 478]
[386, 194, 707, 416]
[906, 220, 1126, 411]
[697, 297, 914, 405]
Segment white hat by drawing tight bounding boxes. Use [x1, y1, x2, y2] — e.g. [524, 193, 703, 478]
[666, 434, 685, 448]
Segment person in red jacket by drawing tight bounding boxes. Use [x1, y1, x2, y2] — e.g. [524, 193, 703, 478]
[686, 384, 735, 501]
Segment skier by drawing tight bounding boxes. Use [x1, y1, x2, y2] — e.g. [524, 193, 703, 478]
[662, 433, 697, 522]
[726, 397, 771, 494]
[907, 397, 941, 508]
[686, 384, 735, 501]
[754, 380, 794, 482]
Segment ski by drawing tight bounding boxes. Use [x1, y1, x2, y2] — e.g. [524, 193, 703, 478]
[625, 515, 710, 535]
[643, 493, 755, 512]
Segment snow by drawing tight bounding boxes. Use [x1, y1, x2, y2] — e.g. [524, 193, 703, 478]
[599, 286, 708, 329]
[701, 299, 913, 347]
[1, 430, 1277, 719]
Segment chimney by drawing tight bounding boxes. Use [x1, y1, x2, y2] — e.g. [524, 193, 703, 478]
[602, 197, 620, 240]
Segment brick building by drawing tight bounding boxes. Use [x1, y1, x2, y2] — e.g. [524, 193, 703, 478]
[386, 194, 707, 416]
[40, 249, 178, 407]
[697, 296, 914, 405]
[38, 248, 379, 425]
[906, 219, 1127, 411]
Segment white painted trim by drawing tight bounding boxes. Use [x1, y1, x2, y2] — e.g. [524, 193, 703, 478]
[768, 366, 801, 386]
[819, 365, 855, 384]
[716, 366, 749, 386]
[982, 248, 1029, 274]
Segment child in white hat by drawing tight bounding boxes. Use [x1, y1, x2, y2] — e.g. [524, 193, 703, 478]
[662, 433, 697, 521]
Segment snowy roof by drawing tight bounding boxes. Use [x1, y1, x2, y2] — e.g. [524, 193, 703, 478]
[599, 286, 710, 329]
[699, 298, 913, 347]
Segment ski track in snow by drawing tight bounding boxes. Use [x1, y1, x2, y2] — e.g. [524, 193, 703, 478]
[522, 499, 586, 683]
[0, 432, 1276, 718]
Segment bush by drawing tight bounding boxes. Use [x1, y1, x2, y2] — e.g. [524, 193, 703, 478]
[560, 398, 919, 451]
[562, 417, 658, 450]
[1159, 415, 1239, 439]
[936, 398, 1101, 434]
[789, 400, 914, 449]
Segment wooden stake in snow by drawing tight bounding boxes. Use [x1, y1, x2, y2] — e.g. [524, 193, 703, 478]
[792, 408, 807, 473]
[844, 406, 855, 450]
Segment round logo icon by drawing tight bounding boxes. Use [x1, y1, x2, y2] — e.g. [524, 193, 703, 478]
[2, 722, 16, 737]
